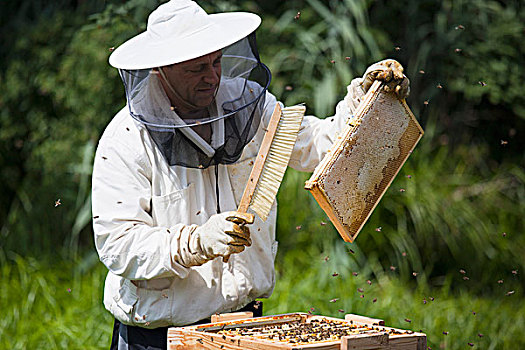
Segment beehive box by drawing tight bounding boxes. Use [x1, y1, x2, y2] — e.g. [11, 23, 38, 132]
[168, 313, 426, 349]
[304, 80, 424, 242]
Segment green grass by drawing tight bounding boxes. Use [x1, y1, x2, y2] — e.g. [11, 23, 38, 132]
[0, 251, 112, 350]
[2, 246, 523, 349]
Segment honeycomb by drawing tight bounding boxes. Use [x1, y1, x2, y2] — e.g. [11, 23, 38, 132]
[306, 83, 423, 242]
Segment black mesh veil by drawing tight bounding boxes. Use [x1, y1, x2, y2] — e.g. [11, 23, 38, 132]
[118, 32, 271, 169]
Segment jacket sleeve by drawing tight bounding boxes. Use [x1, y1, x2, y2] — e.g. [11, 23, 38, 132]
[92, 138, 194, 280]
[288, 77, 366, 172]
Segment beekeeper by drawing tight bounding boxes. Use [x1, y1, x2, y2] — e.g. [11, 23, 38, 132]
[92, 0, 409, 349]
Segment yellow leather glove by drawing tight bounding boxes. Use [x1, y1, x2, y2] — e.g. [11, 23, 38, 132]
[179, 211, 253, 267]
[362, 59, 410, 99]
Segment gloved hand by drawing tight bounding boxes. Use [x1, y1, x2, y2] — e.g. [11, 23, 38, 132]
[362, 59, 410, 99]
[179, 212, 253, 267]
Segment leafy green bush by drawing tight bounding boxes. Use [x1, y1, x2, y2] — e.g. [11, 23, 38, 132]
[0, 1, 162, 257]
[261, 0, 384, 117]
[368, 0, 525, 154]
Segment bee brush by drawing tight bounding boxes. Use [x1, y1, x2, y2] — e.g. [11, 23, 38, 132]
[224, 103, 305, 262]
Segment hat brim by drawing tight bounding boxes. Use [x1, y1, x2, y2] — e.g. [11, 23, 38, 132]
[109, 12, 261, 70]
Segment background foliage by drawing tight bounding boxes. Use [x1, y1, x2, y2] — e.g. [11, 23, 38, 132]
[1, 0, 523, 349]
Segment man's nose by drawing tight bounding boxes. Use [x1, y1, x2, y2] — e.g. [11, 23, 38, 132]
[202, 66, 220, 85]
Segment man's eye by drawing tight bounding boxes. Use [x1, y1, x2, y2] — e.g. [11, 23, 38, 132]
[187, 67, 204, 73]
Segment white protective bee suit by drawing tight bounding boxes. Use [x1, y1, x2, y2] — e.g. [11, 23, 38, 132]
[93, 84, 363, 328]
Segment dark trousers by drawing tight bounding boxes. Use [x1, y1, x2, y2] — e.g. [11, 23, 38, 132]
[110, 301, 263, 350]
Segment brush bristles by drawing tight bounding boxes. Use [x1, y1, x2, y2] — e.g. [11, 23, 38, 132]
[250, 105, 305, 221]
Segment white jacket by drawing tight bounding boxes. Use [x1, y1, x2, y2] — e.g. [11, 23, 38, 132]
[92, 79, 363, 328]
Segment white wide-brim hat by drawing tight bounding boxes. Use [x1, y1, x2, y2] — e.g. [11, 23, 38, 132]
[109, 0, 261, 70]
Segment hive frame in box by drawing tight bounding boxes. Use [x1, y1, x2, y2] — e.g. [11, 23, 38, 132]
[305, 80, 424, 242]
[168, 312, 426, 349]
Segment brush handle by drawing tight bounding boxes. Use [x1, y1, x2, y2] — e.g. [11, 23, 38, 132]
[223, 104, 282, 263]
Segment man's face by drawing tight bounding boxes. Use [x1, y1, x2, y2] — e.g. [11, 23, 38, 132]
[160, 50, 222, 112]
